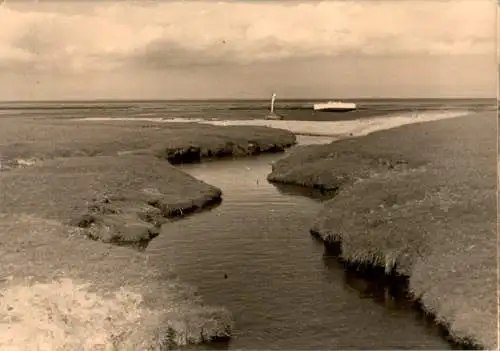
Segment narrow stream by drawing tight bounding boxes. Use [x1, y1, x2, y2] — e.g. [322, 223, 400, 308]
[146, 136, 453, 350]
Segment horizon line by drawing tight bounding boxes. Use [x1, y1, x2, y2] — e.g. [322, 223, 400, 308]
[0, 96, 495, 103]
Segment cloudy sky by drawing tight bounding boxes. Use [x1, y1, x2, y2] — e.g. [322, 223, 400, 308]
[0, 0, 496, 100]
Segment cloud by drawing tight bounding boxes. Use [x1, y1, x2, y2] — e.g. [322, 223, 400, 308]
[0, 0, 495, 73]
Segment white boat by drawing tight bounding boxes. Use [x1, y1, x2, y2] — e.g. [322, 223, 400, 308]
[265, 93, 284, 120]
[313, 100, 357, 112]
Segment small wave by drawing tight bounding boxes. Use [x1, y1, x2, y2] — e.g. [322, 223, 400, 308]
[15, 158, 38, 167]
[0, 158, 39, 171]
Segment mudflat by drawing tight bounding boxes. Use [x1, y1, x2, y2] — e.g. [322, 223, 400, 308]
[268, 112, 497, 349]
[0, 116, 296, 349]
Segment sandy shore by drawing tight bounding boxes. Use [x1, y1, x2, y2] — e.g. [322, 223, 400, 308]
[0, 117, 296, 349]
[81, 109, 469, 137]
[267, 111, 497, 349]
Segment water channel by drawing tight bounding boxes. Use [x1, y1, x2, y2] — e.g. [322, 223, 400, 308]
[146, 136, 453, 350]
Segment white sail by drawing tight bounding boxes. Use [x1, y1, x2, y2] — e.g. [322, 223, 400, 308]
[265, 92, 283, 120]
[270, 93, 276, 113]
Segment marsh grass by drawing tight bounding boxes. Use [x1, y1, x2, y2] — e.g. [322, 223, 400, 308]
[0, 155, 223, 245]
[0, 214, 233, 350]
[0, 117, 295, 245]
[271, 112, 497, 349]
[0, 116, 295, 349]
[0, 118, 296, 162]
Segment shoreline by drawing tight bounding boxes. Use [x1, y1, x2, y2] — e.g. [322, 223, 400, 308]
[0, 117, 296, 349]
[313, 234, 483, 350]
[79, 109, 469, 138]
[267, 111, 497, 350]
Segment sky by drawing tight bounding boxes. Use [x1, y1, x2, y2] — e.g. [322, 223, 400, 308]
[0, 0, 496, 100]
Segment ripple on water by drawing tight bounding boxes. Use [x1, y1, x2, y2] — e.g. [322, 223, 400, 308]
[146, 151, 453, 350]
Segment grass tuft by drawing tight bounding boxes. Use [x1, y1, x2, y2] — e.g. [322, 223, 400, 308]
[274, 112, 497, 349]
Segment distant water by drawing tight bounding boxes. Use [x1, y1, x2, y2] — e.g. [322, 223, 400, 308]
[0, 98, 495, 122]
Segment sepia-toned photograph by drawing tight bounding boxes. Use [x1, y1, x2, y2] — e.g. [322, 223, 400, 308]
[0, 0, 497, 349]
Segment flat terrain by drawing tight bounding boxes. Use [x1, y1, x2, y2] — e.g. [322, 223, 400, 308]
[268, 112, 497, 349]
[0, 118, 295, 163]
[1, 117, 296, 244]
[0, 116, 296, 349]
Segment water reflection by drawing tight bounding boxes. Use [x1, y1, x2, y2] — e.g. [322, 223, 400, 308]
[176, 339, 230, 351]
[320, 246, 468, 351]
[148, 140, 454, 350]
[322, 249, 411, 309]
[271, 182, 338, 202]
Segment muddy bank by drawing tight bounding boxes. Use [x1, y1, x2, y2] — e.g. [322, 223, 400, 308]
[268, 112, 497, 349]
[0, 117, 296, 349]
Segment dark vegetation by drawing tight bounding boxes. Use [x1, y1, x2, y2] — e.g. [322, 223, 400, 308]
[268, 112, 497, 349]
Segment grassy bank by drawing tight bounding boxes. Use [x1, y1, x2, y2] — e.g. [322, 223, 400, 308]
[269, 112, 497, 349]
[0, 118, 296, 163]
[1, 155, 223, 246]
[0, 116, 296, 349]
[0, 117, 296, 244]
[0, 214, 233, 349]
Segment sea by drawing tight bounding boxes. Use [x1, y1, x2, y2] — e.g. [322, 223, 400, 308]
[0, 98, 494, 139]
[0, 98, 494, 121]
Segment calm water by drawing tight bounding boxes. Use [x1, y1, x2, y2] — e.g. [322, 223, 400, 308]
[0, 98, 494, 122]
[146, 145, 453, 350]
